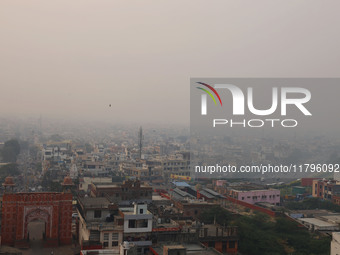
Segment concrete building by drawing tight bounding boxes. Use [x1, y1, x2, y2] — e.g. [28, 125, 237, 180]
[312, 179, 340, 201]
[298, 218, 340, 232]
[292, 186, 306, 195]
[198, 225, 238, 254]
[78, 177, 113, 193]
[148, 152, 191, 181]
[227, 189, 280, 205]
[90, 180, 152, 205]
[70, 163, 78, 179]
[77, 197, 123, 252]
[301, 178, 320, 187]
[83, 160, 110, 176]
[150, 242, 223, 255]
[331, 232, 340, 255]
[120, 160, 163, 182]
[119, 203, 153, 254]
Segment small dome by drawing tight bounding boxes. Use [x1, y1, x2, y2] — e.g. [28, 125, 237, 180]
[3, 176, 15, 187]
[62, 175, 74, 186]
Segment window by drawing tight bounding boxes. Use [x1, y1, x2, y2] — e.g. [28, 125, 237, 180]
[112, 233, 119, 240]
[139, 209, 144, 214]
[104, 233, 109, 241]
[222, 242, 227, 252]
[241, 197, 244, 200]
[94, 210, 101, 218]
[208, 241, 215, 247]
[103, 242, 108, 247]
[112, 241, 118, 247]
[136, 219, 148, 228]
[128, 220, 136, 228]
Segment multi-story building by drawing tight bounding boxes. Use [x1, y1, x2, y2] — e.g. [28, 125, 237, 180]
[119, 203, 153, 254]
[119, 160, 144, 176]
[42, 141, 71, 162]
[82, 160, 111, 176]
[89, 180, 153, 205]
[312, 179, 340, 201]
[78, 177, 113, 193]
[301, 178, 321, 187]
[199, 224, 238, 254]
[150, 152, 190, 181]
[119, 160, 163, 182]
[227, 189, 280, 205]
[77, 197, 123, 252]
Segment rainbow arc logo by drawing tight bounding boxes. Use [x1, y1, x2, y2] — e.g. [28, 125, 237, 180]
[196, 82, 222, 115]
[196, 82, 222, 106]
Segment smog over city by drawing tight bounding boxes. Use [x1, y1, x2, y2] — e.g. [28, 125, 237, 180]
[1, 1, 340, 255]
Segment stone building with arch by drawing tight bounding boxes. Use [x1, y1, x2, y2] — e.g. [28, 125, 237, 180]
[1, 191, 72, 247]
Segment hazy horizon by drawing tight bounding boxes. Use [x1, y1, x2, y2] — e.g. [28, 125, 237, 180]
[2, 1, 340, 125]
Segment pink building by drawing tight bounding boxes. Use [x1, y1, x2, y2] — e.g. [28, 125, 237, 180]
[228, 189, 280, 205]
[215, 180, 228, 187]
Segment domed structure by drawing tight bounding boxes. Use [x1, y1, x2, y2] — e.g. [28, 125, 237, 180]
[61, 175, 74, 193]
[2, 176, 15, 187]
[2, 176, 15, 192]
[61, 175, 74, 186]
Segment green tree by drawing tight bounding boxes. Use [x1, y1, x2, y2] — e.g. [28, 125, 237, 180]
[199, 206, 232, 225]
[234, 214, 330, 255]
[0, 163, 19, 182]
[1, 139, 20, 162]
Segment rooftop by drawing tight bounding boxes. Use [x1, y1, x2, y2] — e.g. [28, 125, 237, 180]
[78, 197, 111, 209]
[299, 218, 338, 227]
[319, 214, 340, 224]
[151, 242, 222, 255]
[172, 181, 191, 187]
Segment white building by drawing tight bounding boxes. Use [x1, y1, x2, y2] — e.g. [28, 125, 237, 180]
[120, 203, 152, 253]
[331, 232, 340, 255]
[298, 218, 340, 231]
[70, 163, 78, 179]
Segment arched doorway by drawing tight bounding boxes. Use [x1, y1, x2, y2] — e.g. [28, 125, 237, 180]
[1, 192, 72, 247]
[27, 219, 46, 248]
[24, 208, 51, 247]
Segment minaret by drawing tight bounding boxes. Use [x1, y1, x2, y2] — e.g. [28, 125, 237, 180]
[61, 175, 74, 193]
[2, 176, 15, 193]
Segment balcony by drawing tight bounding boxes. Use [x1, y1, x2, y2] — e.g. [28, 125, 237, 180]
[86, 221, 123, 231]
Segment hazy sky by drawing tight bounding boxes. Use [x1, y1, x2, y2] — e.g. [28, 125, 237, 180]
[1, 1, 340, 125]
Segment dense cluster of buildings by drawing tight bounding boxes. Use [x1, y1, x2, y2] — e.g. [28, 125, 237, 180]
[1, 122, 339, 255]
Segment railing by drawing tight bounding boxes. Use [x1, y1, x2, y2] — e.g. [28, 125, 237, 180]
[86, 222, 123, 231]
